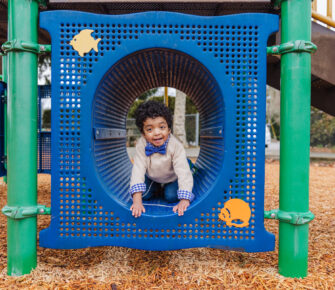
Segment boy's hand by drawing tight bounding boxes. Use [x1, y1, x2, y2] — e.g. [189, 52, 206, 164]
[173, 199, 190, 216]
[130, 192, 146, 218]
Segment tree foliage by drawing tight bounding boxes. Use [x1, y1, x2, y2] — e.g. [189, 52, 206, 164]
[310, 107, 335, 147]
[42, 109, 51, 129]
[127, 88, 158, 118]
[127, 88, 198, 118]
[268, 117, 280, 140]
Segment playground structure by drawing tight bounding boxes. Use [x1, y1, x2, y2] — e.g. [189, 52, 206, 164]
[1, 0, 334, 280]
[39, 10, 277, 252]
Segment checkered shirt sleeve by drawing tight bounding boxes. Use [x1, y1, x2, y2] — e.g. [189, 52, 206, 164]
[177, 189, 195, 202]
[129, 183, 146, 196]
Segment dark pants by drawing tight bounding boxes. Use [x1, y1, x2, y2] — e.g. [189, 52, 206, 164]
[142, 175, 179, 203]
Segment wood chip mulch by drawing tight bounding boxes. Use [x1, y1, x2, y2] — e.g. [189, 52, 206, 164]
[0, 160, 334, 289]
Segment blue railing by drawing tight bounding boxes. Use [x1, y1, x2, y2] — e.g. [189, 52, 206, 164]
[0, 84, 51, 177]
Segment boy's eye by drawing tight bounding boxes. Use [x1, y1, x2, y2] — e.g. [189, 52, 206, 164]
[146, 128, 152, 132]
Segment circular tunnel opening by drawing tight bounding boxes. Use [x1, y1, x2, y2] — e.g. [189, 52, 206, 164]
[93, 48, 225, 215]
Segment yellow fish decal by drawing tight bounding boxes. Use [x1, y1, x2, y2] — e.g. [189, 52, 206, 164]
[218, 198, 251, 228]
[70, 29, 101, 57]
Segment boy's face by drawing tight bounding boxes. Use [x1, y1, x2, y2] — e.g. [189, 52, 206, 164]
[142, 117, 171, 147]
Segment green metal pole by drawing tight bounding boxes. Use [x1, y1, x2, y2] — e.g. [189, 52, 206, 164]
[6, 0, 38, 275]
[279, 0, 312, 278]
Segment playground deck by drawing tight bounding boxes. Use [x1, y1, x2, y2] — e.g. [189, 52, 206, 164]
[0, 160, 334, 289]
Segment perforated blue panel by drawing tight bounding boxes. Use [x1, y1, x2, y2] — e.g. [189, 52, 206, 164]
[38, 85, 52, 174]
[0, 84, 51, 177]
[38, 132, 51, 174]
[39, 11, 278, 252]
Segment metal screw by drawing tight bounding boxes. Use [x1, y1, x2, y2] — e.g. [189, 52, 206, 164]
[40, 45, 45, 51]
[39, 209, 45, 214]
[271, 213, 276, 218]
[273, 47, 278, 52]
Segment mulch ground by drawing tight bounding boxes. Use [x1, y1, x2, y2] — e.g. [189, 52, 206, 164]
[0, 160, 334, 289]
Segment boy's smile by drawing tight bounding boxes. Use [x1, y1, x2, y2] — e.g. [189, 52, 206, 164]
[143, 116, 171, 147]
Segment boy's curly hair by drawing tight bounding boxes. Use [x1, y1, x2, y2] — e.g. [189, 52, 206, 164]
[135, 100, 173, 133]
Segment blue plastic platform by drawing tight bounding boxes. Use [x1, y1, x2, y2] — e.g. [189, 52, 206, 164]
[39, 11, 278, 252]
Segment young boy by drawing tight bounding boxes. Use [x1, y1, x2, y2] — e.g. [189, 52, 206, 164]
[129, 100, 194, 218]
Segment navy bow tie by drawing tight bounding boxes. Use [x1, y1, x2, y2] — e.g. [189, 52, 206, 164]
[145, 144, 166, 156]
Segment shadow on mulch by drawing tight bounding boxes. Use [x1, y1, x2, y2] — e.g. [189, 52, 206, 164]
[38, 247, 110, 270]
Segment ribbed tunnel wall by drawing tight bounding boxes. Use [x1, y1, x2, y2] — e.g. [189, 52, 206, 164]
[93, 48, 224, 207]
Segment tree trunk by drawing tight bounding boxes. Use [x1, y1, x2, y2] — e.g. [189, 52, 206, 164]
[173, 90, 188, 147]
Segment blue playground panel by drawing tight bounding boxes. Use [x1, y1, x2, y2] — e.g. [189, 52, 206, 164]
[39, 11, 278, 252]
[37, 132, 51, 174]
[38, 85, 51, 174]
[0, 84, 51, 176]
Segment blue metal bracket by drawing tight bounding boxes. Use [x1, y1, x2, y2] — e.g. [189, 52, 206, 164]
[94, 128, 127, 140]
[264, 209, 314, 225]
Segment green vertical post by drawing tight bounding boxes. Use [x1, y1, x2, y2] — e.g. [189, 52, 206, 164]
[6, 0, 38, 275]
[279, 0, 312, 278]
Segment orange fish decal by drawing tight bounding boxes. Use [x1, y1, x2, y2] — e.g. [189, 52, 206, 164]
[218, 198, 251, 228]
[70, 29, 101, 57]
